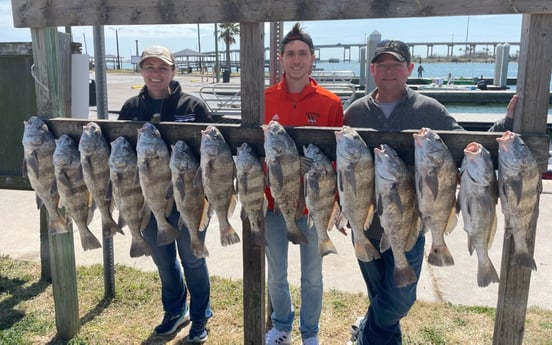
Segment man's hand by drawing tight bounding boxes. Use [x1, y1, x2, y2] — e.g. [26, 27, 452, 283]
[506, 94, 518, 119]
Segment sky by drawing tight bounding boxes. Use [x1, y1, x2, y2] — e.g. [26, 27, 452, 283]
[1, 0, 523, 60]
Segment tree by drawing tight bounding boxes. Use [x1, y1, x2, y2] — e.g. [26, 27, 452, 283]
[218, 23, 240, 70]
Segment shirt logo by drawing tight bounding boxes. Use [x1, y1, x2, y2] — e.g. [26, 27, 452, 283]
[306, 112, 319, 125]
[174, 114, 197, 122]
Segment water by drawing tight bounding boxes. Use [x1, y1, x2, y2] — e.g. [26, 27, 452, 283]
[316, 61, 552, 115]
[316, 61, 517, 79]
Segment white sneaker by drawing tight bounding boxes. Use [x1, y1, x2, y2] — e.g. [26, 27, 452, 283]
[302, 336, 319, 345]
[346, 316, 364, 345]
[265, 327, 292, 345]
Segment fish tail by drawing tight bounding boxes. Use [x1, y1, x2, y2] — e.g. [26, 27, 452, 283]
[477, 261, 500, 287]
[250, 223, 266, 247]
[286, 225, 308, 245]
[49, 215, 67, 234]
[514, 252, 537, 271]
[156, 222, 180, 246]
[78, 225, 102, 251]
[318, 237, 338, 257]
[427, 244, 455, 266]
[220, 221, 241, 247]
[191, 239, 209, 258]
[354, 238, 380, 262]
[394, 265, 418, 288]
[102, 216, 123, 238]
[130, 237, 152, 258]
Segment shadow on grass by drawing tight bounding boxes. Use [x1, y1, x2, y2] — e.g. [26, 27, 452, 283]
[0, 275, 49, 330]
[141, 319, 191, 345]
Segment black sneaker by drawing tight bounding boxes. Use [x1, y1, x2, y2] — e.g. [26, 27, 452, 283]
[188, 320, 209, 343]
[154, 307, 190, 336]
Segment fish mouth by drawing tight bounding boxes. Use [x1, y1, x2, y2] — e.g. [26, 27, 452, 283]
[496, 131, 515, 151]
[413, 127, 429, 146]
[464, 142, 481, 156]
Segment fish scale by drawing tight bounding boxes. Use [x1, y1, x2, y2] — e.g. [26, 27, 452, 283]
[374, 144, 420, 288]
[497, 131, 540, 271]
[108, 136, 152, 258]
[235, 142, 267, 246]
[458, 142, 500, 287]
[335, 126, 380, 261]
[413, 127, 458, 267]
[198, 125, 240, 247]
[136, 122, 179, 246]
[303, 143, 338, 257]
[79, 122, 122, 239]
[169, 140, 211, 257]
[22, 116, 66, 234]
[263, 120, 307, 245]
[53, 134, 101, 251]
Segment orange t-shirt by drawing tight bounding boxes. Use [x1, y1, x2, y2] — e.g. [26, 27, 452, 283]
[264, 77, 344, 211]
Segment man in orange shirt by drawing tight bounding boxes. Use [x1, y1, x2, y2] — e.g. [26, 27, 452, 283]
[264, 23, 344, 345]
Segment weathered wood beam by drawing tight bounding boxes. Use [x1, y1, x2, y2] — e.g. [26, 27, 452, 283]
[11, 0, 552, 28]
[43, 118, 550, 172]
[239, 22, 266, 345]
[493, 13, 552, 345]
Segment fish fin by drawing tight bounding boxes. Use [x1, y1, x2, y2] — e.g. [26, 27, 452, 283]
[394, 265, 417, 288]
[28, 152, 40, 177]
[199, 198, 210, 232]
[156, 221, 179, 246]
[379, 233, 391, 253]
[268, 160, 284, 187]
[467, 234, 476, 256]
[444, 206, 458, 234]
[133, 167, 140, 184]
[130, 236, 152, 258]
[139, 205, 152, 232]
[164, 197, 174, 218]
[192, 167, 203, 189]
[300, 156, 313, 176]
[344, 167, 357, 196]
[511, 178, 525, 206]
[477, 261, 500, 287]
[513, 252, 537, 271]
[35, 194, 44, 210]
[86, 195, 95, 226]
[238, 173, 248, 195]
[227, 193, 238, 218]
[117, 212, 126, 229]
[363, 203, 375, 231]
[354, 236, 380, 262]
[22, 158, 28, 177]
[376, 193, 383, 217]
[305, 173, 320, 199]
[427, 244, 454, 267]
[79, 226, 102, 251]
[405, 219, 421, 252]
[166, 181, 174, 201]
[424, 172, 439, 201]
[105, 180, 113, 201]
[57, 170, 72, 190]
[318, 237, 338, 257]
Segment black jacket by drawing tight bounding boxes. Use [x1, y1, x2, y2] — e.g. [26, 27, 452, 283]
[118, 80, 212, 123]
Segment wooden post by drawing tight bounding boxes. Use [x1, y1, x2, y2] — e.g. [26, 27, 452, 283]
[493, 14, 552, 345]
[240, 22, 266, 344]
[30, 27, 79, 339]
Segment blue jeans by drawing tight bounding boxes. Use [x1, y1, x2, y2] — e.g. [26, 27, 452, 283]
[265, 211, 322, 339]
[355, 232, 425, 345]
[143, 206, 213, 323]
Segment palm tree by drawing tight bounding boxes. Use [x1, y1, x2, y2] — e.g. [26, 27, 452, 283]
[218, 23, 240, 71]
